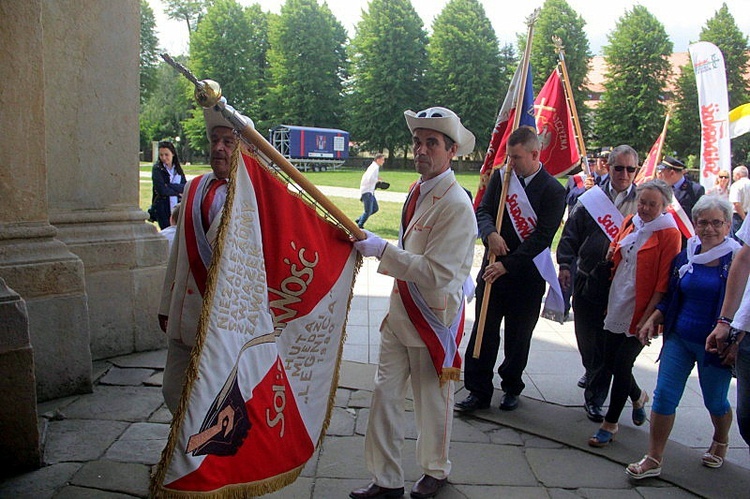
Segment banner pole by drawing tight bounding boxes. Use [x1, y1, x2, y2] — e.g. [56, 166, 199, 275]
[473, 9, 540, 359]
[161, 53, 366, 242]
[553, 36, 589, 176]
[651, 107, 672, 180]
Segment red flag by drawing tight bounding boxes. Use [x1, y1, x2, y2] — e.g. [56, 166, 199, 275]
[635, 131, 665, 185]
[152, 150, 359, 497]
[534, 69, 579, 177]
[474, 64, 535, 208]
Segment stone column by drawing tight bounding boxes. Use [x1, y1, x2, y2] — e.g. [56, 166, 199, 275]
[43, 0, 169, 360]
[0, 0, 92, 401]
[0, 279, 41, 473]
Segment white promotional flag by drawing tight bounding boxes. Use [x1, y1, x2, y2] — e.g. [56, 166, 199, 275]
[689, 41, 731, 192]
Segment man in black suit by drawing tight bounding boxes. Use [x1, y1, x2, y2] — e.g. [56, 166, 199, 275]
[456, 126, 566, 412]
[657, 156, 705, 218]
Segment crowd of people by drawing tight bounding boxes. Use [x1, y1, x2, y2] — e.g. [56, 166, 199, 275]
[154, 104, 750, 498]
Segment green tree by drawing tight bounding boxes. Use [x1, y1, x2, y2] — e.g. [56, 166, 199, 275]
[164, 0, 208, 32]
[530, 0, 592, 139]
[185, 0, 270, 152]
[672, 3, 750, 163]
[427, 0, 502, 156]
[594, 6, 672, 153]
[140, 0, 159, 104]
[266, 0, 347, 129]
[140, 59, 193, 160]
[346, 0, 428, 163]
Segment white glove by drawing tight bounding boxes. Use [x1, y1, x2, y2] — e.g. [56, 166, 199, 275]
[353, 230, 387, 258]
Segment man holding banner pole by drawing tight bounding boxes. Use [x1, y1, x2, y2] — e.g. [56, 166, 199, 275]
[456, 126, 565, 413]
[158, 108, 240, 413]
[350, 107, 477, 499]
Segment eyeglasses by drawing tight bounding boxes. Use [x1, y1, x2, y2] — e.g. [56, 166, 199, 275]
[695, 219, 727, 229]
[719, 175, 729, 179]
[612, 165, 637, 173]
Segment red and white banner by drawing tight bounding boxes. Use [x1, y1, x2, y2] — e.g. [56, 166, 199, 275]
[636, 130, 666, 185]
[152, 151, 359, 497]
[690, 41, 730, 192]
[474, 64, 535, 208]
[534, 69, 579, 177]
[666, 198, 696, 240]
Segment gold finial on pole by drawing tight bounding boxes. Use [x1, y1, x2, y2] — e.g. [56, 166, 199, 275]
[161, 53, 222, 108]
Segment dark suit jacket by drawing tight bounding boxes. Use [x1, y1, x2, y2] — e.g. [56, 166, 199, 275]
[674, 176, 705, 217]
[477, 166, 566, 281]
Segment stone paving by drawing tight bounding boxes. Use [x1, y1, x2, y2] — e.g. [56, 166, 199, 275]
[2, 252, 749, 498]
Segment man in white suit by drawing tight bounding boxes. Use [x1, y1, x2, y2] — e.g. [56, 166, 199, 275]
[158, 107, 238, 414]
[350, 107, 477, 499]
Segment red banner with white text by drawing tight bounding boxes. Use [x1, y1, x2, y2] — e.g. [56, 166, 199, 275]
[151, 151, 359, 498]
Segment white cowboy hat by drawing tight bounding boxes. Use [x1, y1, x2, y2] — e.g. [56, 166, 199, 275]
[404, 106, 476, 156]
[203, 107, 235, 140]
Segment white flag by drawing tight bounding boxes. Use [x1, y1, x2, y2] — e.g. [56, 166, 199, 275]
[689, 41, 731, 192]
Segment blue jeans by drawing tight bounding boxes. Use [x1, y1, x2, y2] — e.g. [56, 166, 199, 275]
[652, 335, 732, 416]
[737, 338, 750, 448]
[357, 192, 379, 228]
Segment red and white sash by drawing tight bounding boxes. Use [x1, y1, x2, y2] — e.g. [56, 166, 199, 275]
[505, 171, 565, 321]
[397, 279, 464, 384]
[183, 174, 214, 295]
[578, 185, 624, 242]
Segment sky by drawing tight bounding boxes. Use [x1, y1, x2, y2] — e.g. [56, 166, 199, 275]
[148, 0, 750, 57]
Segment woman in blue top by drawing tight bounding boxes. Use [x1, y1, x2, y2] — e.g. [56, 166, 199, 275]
[626, 196, 740, 479]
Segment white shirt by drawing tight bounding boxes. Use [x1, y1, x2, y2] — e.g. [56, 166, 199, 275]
[359, 160, 381, 196]
[732, 217, 750, 331]
[729, 177, 750, 214]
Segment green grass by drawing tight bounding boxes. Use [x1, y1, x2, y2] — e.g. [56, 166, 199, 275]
[139, 162, 565, 249]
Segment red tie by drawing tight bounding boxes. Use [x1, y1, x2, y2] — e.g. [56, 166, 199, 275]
[403, 183, 421, 227]
[201, 178, 227, 231]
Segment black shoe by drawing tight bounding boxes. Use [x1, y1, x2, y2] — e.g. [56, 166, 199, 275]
[577, 373, 588, 389]
[454, 394, 490, 413]
[350, 482, 405, 499]
[410, 474, 447, 498]
[499, 393, 519, 411]
[584, 401, 604, 422]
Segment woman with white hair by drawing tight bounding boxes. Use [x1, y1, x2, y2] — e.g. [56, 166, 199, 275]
[588, 179, 681, 447]
[626, 196, 740, 478]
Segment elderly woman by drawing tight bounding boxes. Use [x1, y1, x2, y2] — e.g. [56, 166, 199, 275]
[588, 179, 682, 447]
[626, 196, 740, 478]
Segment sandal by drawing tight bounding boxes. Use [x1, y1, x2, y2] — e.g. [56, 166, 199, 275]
[632, 390, 649, 426]
[702, 440, 728, 468]
[588, 425, 618, 448]
[626, 455, 662, 479]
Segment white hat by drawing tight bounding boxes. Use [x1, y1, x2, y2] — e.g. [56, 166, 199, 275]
[203, 107, 234, 139]
[404, 107, 476, 156]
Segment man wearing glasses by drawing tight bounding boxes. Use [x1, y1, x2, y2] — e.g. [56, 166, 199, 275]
[556, 145, 641, 422]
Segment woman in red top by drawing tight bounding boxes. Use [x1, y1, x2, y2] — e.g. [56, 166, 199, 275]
[589, 179, 682, 447]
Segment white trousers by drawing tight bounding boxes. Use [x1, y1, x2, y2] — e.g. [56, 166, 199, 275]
[162, 338, 192, 414]
[364, 325, 454, 488]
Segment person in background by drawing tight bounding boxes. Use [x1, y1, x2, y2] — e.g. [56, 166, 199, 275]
[706, 214, 750, 456]
[159, 203, 180, 251]
[151, 141, 186, 230]
[556, 145, 639, 422]
[656, 156, 705, 221]
[588, 179, 681, 447]
[729, 165, 750, 235]
[158, 109, 240, 414]
[349, 107, 477, 499]
[355, 153, 386, 229]
[626, 196, 739, 479]
[707, 170, 730, 200]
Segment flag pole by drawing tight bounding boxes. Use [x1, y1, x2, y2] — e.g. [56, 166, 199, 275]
[651, 106, 672, 179]
[552, 36, 589, 176]
[472, 9, 540, 359]
[161, 53, 366, 241]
